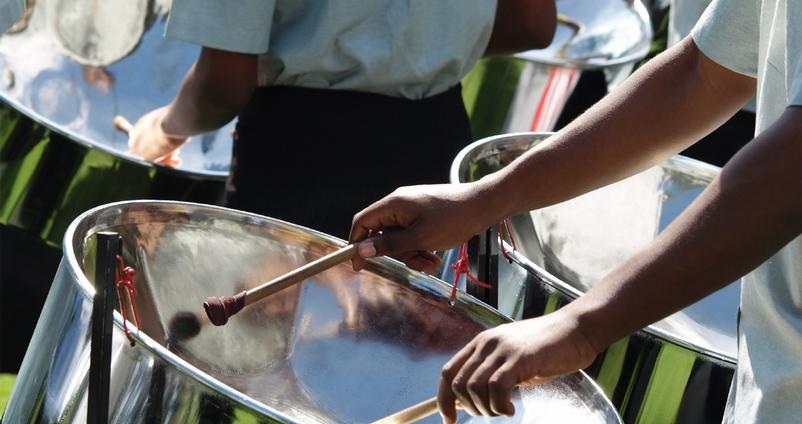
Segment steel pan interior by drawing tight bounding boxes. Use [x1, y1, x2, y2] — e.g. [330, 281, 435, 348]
[4, 201, 622, 423]
[448, 132, 740, 423]
[450, 132, 739, 362]
[515, 0, 652, 69]
[0, 0, 233, 174]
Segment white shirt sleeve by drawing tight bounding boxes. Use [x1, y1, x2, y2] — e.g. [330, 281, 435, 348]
[165, 0, 276, 54]
[788, 0, 802, 107]
[691, 0, 760, 78]
[0, 0, 24, 33]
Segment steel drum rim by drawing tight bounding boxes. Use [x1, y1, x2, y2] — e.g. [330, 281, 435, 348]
[0, 92, 228, 181]
[61, 199, 622, 422]
[450, 132, 737, 366]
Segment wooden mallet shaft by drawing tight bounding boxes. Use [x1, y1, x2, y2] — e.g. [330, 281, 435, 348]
[204, 243, 358, 326]
[372, 396, 438, 424]
[113, 115, 133, 134]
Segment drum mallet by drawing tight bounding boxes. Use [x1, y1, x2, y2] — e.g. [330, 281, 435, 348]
[204, 243, 358, 326]
[372, 396, 438, 424]
[113, 115, 133, 134]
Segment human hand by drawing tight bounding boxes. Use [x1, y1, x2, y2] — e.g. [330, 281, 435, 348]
[437, 311, 598, 422]
[128, 106, 188, 167]
[350, 182, 500, 273]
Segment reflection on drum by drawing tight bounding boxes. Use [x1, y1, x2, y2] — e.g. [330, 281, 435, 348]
[448, 132, 739, 423]
[0, 0, 233, 247]
[3, 201, 623, 423]
[462, 0, 652, 138]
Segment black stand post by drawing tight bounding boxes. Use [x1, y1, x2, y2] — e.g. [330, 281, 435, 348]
[88, 232, 120, 424]
[467, 227, 499, 308]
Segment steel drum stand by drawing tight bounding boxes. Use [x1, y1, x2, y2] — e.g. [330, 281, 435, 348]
[88, 232, 121, 424]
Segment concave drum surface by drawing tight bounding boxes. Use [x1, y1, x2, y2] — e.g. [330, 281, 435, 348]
[4, 200, 622, 423]
[448, 132, 739, 423]
[0, 0, 233, 247]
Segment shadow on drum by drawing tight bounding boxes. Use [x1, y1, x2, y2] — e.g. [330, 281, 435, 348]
[4, 201, 624, 423]
[446, 132, 740, 424]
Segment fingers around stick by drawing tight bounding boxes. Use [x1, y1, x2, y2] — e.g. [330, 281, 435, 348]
[438, 343, 475, 422]
[487, 363, 517, 416]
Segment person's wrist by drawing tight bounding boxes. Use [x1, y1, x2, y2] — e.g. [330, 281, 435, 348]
[474, 173, 516, 225]
[159, 106, 192, 143]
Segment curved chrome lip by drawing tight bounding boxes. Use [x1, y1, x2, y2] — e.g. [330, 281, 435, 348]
[62, 199, 622, 422]
[0, 92, 228, 181]
[448, 131, 554, 184]
[514, 1, 652, 69]
[450, 132, 737, 365]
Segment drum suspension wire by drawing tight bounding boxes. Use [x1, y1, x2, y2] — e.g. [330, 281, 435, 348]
[448, 218, 518, 304]
[115, 254, 141, 346]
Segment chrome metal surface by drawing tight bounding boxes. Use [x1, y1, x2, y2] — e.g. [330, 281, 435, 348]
[0, 0, 231, 246]
[4, 200, 622, 423]
[448, 132, 738, 423]
[460, 0, 651, 138]
[516, 0, 652, 69]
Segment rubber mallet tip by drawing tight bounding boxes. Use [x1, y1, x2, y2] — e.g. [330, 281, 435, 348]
[203, 292, 246, 326]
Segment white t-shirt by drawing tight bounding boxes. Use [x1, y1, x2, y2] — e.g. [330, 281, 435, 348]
[165, 0, 496, 100]
[0, 0, 24, 33]
[692, 0, 802, 422]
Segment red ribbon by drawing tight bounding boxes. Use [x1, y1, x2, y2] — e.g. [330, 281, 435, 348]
[115, 255, 140, 346]
[448, 218, 518, 304]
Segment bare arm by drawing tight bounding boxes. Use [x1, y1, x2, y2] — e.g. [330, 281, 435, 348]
[569, 105, 802, 351]
[436, 106, 802, 421]
[162, 47, 257, 135]
[350, 38, 755, 263]
[482, 37, 756, 218]
[484, 0, 556, 56]
[128, 47, 256, 163]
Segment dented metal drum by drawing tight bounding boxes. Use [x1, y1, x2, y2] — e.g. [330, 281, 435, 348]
[3, 200, 622, 423]
[0, 0, 233, 247]
[449, 132, 739, 423]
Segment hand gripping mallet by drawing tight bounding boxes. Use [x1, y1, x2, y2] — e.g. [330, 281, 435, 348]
[204, 243, 358, 326]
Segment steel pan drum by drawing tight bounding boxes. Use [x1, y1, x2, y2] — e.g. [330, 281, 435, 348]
[0, 0, 233, 247]
[462, 0, 652, 138]
[447, 132, 738, 423]
[4, 200, 622, 423]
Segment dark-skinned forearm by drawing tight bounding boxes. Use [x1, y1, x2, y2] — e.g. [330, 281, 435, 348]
[563, 107, 802, 350]
[484, 0, 556, 56]
[480, 38, 755, 219]
[162, 48, 256, 136]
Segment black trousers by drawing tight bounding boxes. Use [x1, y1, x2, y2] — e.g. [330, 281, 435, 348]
[227, 85, 473, 239]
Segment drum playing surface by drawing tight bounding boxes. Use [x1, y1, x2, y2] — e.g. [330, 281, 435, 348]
[4, 200, 622, 423]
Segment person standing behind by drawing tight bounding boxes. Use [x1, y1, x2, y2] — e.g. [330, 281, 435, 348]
[128, 1, 556, 239]
[349, 0, 802, 421]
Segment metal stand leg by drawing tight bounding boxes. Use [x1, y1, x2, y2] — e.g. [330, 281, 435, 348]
[89, 232, 121, 424]
[467, 227, 499, 308]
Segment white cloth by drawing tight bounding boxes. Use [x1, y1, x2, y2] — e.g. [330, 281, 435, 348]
[165, 0, 496, 99]
[692, 0, 802, 421]
[0, 0, 24, 33]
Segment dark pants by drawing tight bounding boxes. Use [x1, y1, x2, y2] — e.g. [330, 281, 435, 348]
[227, 85, 472, 239]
